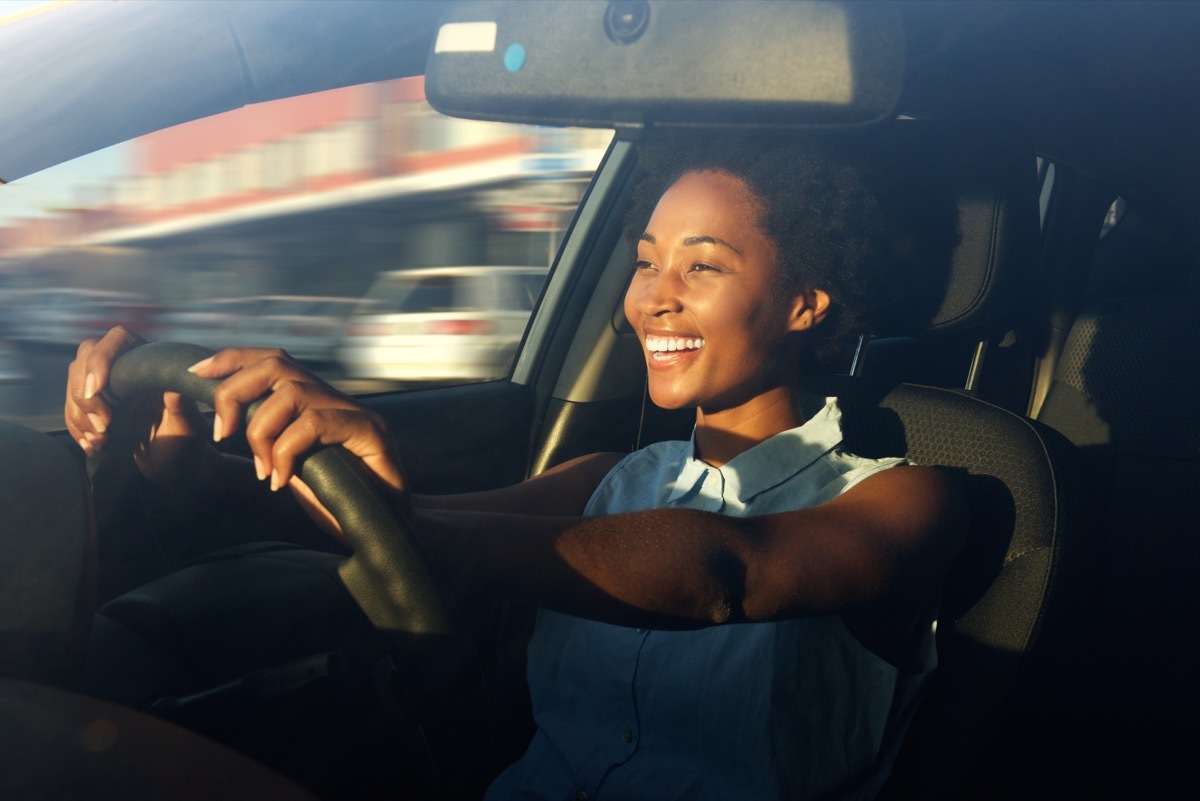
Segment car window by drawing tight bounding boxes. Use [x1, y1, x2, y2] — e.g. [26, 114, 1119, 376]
[389, 276, 461, 314]
[501, 272, 548, 311]
[0, 76, 613, 428]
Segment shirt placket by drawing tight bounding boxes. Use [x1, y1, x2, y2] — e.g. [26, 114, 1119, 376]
[578, 627, 651, 800]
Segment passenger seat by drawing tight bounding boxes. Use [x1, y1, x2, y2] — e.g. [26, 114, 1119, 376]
[1035, 202, 1200, 799]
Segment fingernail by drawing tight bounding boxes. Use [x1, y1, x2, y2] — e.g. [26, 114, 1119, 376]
[188, 357, 214, 373]
[212, 413, 223, 443]
[254, 455, 267, 481]
[86, 413, 107, 434]
[83, 373, 97, 400]
[77, 437, 93, 456]
[270, 470, 281, 492]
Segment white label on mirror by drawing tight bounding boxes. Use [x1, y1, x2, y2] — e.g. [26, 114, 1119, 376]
[435, 22, 498, 53]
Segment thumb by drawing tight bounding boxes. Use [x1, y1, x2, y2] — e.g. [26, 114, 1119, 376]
[287, 474, 345, 541]
[159, 391, 205, 437]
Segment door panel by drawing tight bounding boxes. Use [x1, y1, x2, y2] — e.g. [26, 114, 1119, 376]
[364, 379, 534, 494]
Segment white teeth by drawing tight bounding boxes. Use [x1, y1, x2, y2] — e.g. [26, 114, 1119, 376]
[646, 336, 706, 353]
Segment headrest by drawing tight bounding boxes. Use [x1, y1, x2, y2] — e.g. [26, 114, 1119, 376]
[870, 120, 1041, 337]
[1087, 198, 1195, 302]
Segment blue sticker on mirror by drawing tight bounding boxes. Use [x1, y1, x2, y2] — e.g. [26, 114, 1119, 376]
[504, 43, 526, 73]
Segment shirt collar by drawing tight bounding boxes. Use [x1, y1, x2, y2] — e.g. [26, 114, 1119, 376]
[666, 397, 845, 506]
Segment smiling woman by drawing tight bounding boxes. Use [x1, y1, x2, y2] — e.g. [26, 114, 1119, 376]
[630, 170, 810, 427]
[71, 129, 966, 801]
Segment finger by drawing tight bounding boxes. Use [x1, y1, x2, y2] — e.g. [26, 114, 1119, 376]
[266, 407, 324, 490]
[286, 474, 345, 540]
[247, 386, 363, 487]
[159, 391, 205, 437]
[65, 384, 112, 456]
[203, 350, 315, 442]
[269, 407, 405, 494]
[65, 340, 96, 439]
[65, 340, 110, 452]
[188, 346, 307, 380]
[82, 326, 145, 401]
[67, 327, 149, 453]
[241, 380, 311, 482]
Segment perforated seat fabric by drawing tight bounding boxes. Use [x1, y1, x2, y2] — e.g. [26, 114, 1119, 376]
[814, 377, 1089, 799]
[1040, 295, 1200, 454]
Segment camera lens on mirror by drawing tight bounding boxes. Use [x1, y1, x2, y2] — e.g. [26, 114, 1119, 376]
[605, 0, 650, 45]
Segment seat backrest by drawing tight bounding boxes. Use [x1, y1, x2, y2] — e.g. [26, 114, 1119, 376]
[0, 422, 96, 687]
[822, 379, 1090, 799]
[1034, 209, 1200, 797]
[818, 121, 1093, 798]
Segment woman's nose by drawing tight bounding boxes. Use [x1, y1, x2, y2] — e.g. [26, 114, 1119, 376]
[638, 269, 684, 316]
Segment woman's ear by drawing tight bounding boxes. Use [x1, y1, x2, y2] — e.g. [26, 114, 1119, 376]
[787, 288, 831, 332]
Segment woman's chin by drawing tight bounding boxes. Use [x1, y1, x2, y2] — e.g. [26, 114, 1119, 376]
[646, 384, 698, 411]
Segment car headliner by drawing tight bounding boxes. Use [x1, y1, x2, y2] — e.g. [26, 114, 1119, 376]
[0, 1, 1198, 209]
[0, 0, 441, 182]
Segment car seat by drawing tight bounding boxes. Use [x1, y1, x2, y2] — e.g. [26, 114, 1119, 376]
[810, 124, 1094, 799]
[0, 422, 95, 687]
[1034, 202, 1200, 799]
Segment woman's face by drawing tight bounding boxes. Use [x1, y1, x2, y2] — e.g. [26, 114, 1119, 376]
[624, 169, 824, 414]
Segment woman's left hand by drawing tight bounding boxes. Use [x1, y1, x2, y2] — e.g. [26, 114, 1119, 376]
[189, 347, 409, 537]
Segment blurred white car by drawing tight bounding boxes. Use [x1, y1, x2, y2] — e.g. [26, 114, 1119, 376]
[233, 296, 359, 363]
[156, 295, 358, 364]
[337, 266, 549, 382]
[7, 288, 157, 345]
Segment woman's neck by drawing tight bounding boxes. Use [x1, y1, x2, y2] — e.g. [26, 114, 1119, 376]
[692, 384, 804, 467]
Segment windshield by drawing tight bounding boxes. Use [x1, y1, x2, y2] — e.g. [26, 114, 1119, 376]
[0, 75, 612, 428]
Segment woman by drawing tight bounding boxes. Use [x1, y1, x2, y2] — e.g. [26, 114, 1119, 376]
[66, 134, 965, 800]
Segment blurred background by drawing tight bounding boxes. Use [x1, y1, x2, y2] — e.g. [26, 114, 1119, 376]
[0, 76, 612, 429]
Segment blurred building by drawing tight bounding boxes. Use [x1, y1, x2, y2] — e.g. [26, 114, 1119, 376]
[0, 77, 611, 303]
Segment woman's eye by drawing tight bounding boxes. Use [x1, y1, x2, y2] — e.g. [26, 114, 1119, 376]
[690, 262, 718, 273]
[635, 259, 656, 271]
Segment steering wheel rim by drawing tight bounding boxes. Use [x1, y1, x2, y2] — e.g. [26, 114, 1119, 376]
[104, 341, 457, 637]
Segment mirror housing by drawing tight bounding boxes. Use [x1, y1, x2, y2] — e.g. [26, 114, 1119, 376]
[426, 0, 904, 130]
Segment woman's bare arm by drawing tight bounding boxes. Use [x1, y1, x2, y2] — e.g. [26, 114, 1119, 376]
[415, 464, 966, 631]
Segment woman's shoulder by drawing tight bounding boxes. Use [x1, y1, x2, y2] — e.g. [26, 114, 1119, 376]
[584, 438, 695, 515]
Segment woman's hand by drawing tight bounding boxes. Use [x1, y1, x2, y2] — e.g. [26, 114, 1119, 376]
[65, 326, 209, 485]
[188, 347, 410, 537]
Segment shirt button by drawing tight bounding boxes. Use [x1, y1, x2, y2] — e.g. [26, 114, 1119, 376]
[623, 727, 634, 743]
[576, 791, 588, 801]
[636, 628, 647, 634]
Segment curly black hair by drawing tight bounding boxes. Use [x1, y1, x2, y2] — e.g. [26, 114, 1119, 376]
[623, 129, 958, 371]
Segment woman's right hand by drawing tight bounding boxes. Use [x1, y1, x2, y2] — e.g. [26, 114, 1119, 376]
[65, 326, 209, 487]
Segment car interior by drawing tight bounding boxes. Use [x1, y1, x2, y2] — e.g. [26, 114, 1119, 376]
[1, 1, 1199, 799]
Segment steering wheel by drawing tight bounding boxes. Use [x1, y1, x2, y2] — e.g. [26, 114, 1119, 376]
[104, 341, 457, 638]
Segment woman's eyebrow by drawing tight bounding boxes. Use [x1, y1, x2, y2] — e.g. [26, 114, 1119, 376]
[639, 232, 743, 256]
[683, 235, 743, 256]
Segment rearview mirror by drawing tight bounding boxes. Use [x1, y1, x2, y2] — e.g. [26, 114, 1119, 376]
[426, 0, 904, 130]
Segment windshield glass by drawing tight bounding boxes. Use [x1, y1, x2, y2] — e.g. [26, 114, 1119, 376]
[0, 76, 612, 429]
